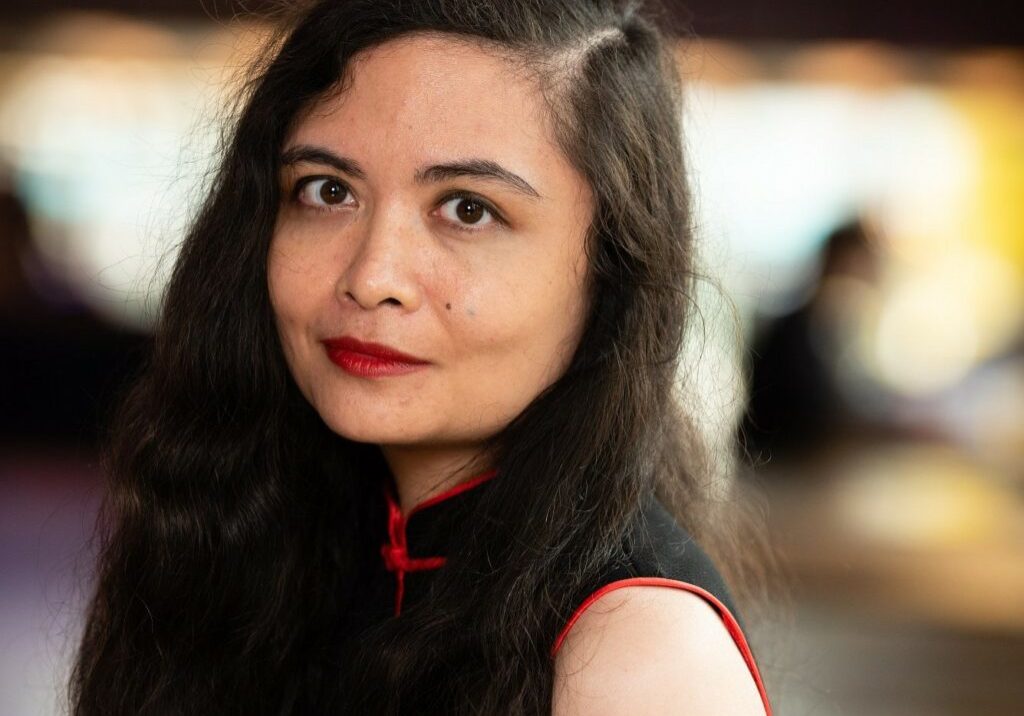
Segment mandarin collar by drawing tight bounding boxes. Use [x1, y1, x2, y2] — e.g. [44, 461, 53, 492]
[379, 468, 498, 616]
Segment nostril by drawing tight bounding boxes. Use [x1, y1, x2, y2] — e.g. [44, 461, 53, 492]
[341, 291, 404, 309]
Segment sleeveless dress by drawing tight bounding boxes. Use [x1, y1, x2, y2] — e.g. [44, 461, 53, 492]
[352, 468, 773, 715]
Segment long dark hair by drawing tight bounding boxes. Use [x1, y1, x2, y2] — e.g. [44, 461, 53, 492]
[69, 0, 777, 713]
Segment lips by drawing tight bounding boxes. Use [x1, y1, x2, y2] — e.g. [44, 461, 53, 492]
[321, 336, 429, 378]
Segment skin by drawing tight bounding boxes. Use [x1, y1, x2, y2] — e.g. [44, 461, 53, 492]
[552, 587, 768, 715]
[267, 32, 595, 514]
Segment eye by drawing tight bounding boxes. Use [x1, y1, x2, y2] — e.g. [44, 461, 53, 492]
[292, 176, 355, 211]
[437, 193, 501, 231]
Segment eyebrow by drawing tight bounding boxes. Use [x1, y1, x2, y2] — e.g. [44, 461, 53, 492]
[280, 146, 366, 180]
[279, 144, 541, 200]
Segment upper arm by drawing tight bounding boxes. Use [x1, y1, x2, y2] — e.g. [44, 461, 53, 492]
[551, 585, 768, 716]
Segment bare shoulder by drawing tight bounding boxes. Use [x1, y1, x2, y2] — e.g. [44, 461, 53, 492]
[552, 585, 767, 716]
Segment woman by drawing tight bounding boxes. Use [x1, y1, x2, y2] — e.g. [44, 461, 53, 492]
[69, 0, 775, 713]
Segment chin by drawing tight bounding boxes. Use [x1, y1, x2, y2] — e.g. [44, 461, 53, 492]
[312, 395, 433, 445]
[325, 421, 429, 446]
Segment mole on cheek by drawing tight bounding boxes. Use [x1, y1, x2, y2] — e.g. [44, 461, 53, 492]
[445, 302, 452, 310]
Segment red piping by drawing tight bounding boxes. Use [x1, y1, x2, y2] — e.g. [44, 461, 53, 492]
[550, 577, 773, 716]
[380, 468, 499, 616]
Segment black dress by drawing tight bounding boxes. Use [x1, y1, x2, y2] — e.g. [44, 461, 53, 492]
[348, 468, 773, 715]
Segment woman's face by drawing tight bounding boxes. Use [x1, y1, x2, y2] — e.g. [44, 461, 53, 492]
[268, 32, 594, 452]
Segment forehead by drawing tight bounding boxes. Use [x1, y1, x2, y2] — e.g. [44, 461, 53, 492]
[285, 32, 564, 183]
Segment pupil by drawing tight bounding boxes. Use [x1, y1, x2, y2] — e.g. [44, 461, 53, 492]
[320, 181, 344, 204]
[456, 199, 482, 223]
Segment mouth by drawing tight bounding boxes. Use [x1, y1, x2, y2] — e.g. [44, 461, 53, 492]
[321, 336, 430, 379]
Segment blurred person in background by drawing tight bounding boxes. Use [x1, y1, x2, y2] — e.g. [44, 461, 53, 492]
[739, 217, 891, 467]
[66, 1, 776, 714]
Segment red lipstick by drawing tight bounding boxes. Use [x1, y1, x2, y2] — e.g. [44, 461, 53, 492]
[321, 336, 430, 378]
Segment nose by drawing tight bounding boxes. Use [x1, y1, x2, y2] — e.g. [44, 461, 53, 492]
[336, 205, 423, 312]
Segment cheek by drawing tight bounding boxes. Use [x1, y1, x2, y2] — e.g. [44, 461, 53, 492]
[450, 255, 587, 376]
[267, 242, 317, 353]
[267, 254, 294, 329]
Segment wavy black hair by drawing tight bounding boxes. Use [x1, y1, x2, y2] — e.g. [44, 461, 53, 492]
[69, 1, 778, 713]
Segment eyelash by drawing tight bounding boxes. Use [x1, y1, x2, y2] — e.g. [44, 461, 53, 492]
[288, 175, 506, 232]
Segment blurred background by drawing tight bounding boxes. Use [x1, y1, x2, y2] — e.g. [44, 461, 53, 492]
[1, 1, 1021, 714]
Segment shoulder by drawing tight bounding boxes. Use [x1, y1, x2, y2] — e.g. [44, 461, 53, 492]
[551, 583, 768, 715]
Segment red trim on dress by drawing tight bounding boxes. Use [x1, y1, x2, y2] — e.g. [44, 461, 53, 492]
[380, 468, 499, 616]
[550, 577, 773, 716]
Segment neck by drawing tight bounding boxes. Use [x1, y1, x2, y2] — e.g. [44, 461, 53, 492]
[379, 443, 493, 515]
